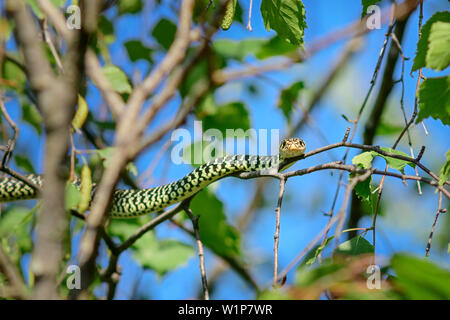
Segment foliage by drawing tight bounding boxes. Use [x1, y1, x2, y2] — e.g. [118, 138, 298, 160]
[0, 0, 448, 301]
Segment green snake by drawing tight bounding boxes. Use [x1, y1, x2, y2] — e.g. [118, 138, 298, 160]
[0, 138, 305, 218]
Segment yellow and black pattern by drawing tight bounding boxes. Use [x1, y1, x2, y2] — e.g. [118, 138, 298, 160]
[0, 138, 306, 219]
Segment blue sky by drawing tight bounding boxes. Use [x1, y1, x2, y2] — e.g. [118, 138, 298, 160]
[3, 0, 449, 299]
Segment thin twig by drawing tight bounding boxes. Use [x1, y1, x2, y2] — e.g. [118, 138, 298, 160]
[425, 192, 445, 258]
[85, 49, 125, 118]
[40, 18, 64, 73]
[273, 177, 286, 287]
[184, 206, 210, 300]
[334, 170, 373, 249]
[0, 98, 19, 168]
[246, 0, 253, 31]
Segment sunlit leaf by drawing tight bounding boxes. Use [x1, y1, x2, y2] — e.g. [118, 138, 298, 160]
[190, 189, 241, 257]
[25, 0, 66, 19]
[416, 76, 450, 126]
[202, 102, 251, 135]
[213, 39, 264, 61]
[278, 80, 303, 122]
[65, 182, 81, 212]
[426, 21, 450, 71]
[352, 152, 374, 169]
[255, 36, 298, 59]
[118, 0, 143, 14]
[336, 235, 374, 256]
[260, 0, 307, 46]
[412, 11, 450, 72]
[132, 231, 194, 276]
[439, 150, 450, 186]
[102, 65, 132, 94]
[391, 253, 450, 299]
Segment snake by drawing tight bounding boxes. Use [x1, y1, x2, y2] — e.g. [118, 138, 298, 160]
[0, 138, 305, 218]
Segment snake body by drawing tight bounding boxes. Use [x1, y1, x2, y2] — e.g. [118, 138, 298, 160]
[0, 138, 306, 219]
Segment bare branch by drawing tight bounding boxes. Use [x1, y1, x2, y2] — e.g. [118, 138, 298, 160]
[0, 246, 29, 299]
[425, 192, 445, 258]
[184, 206, 210, 300]
[36, 0, 73, 41]
[273, 177, 286, 287]
[85, 49, 125, 117]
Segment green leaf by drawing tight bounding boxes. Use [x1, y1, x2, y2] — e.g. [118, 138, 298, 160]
[132, 232, 194, 276]
[65, 182, 81, 211]
[412, 12, 450, 72]
[95, 147, 115, 168]
[0, 18, 14, 42]
[302, 236, 334, 267]
[202, 102, 251, 135]
[151, 18, 177, 51]
[0, 206, 35, 257]
[0, 206, 31, 236]
[439, 150, 450, 186]
[102, 65, 132, 94]
[353, 174, 373, 203]
[260, 0, 307, 46]
[179, 51, 225, 97]
[190, 189, 241, 257]
[336, 235, 374, 256]
[361, 0, 382, 18]
[296, 262, 343, 287]
[118, 0, 143, 14]
[93, 120, 116, 130]
[108, 219, 142, 242]
[98, 15, 114, 35]
[255, 36, 298, 59]
[213, 39, 264, 62]
[2, 56, 26, 89]
[183, 140, 224, 167]
[426, 21, 450, 71]
[416, 76, 450, 126]
[126, 162, 138, 176]
[258, 290, 291, 300]
[374, 147, 416, 173]
[98, 15, 115, 45]
[25, 0, 66, 19]
[234, 0, 244, 24]
[22, 104, 43, 134]
[14, 155, 35, 173]
[124, 40, 153, 62]
[95, 148, 138, 176]
[352, 152, 374, 169]
[278, 81, 303, 122]
[391, 253, 450, 299]
[353, 147, 415, 176]
[375, 122, 404, 136]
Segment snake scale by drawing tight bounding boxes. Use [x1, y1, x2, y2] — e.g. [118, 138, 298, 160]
[0, 138, 306, 218]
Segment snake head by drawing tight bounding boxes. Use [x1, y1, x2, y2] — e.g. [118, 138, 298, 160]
[279, 138, 306, 159]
